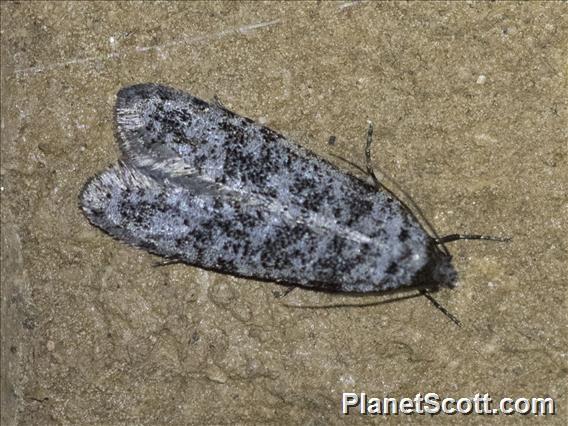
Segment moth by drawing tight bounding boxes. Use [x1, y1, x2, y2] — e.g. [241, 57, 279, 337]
[81, 84, 506, 300]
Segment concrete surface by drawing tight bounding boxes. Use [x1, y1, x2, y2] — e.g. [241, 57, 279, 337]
[1, 1, 566, 424]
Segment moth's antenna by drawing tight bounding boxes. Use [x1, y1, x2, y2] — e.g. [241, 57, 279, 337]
[363, 124, 464, 326]
[363, 122, 449, 255]
[282, 289, 461, 327]
[435, 234, 511, 244]
[329, 153, 368, 176]
[281, 291, 424, 309]
[364, 122, 384, 191]
[420, 289, 462, 327]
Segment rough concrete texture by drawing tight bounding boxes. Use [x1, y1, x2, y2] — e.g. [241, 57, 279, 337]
[1, 2, 566, 424]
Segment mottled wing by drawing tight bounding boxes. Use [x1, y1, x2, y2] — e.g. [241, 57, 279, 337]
[115, 84, 411, 240]
[80, 164, 393, 290]
[81, 84, 440, 291]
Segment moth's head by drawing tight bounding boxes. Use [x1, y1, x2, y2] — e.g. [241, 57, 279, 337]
[431, 252, 458, 289]
[415, 244, 458, 290]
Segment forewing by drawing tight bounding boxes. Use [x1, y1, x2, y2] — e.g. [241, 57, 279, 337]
[80, 164, 396, 290]
[114, 84, 407, 240]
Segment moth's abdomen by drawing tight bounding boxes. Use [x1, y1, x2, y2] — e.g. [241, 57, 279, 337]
[81, 165, 442, 292]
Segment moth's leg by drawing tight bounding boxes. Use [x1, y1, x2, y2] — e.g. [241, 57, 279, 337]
[364, 121, 384, 190]
[363, 121, 395, 193]
[152, 258, 183, 267]
[435, 234, 511, 244]
[273, 285, 296, 299]
[212, 95, 238, 115]
[328, 124, 379, 178]
[212, 95, 226, 109]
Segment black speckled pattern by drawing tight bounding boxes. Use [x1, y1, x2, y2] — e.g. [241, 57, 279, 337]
[80, 84, 457, 292]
